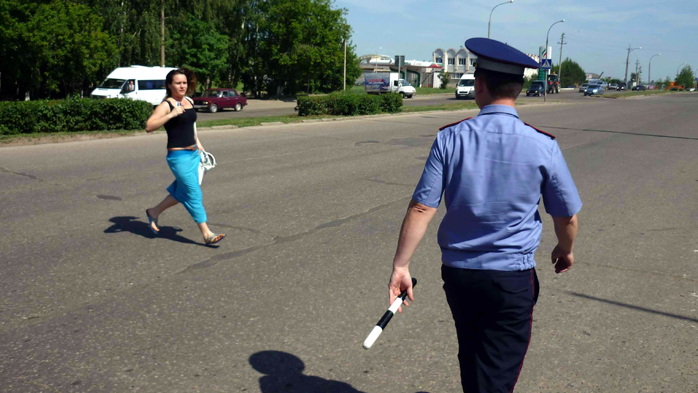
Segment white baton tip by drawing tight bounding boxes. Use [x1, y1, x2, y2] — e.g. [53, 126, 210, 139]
[362, 326, 383, 349]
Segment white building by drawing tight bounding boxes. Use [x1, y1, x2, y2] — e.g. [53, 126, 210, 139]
[432, 47, 476, 81]
[432, 47, 542, 85]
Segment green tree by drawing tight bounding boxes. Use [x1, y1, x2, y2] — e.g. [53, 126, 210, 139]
[676, 65, 695, 90]
[439, 72, 450, 89]
[168, 18, 229, 90]
[664, 76, 672, 90]
[553, 58, 585, 87]
[250, 0, 361, 95]
[0, 0, 117, 99]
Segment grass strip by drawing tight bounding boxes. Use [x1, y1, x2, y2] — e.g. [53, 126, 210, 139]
[602, 90, 686, 99]
[402, 102, 480, 112]
[346, 86, 455, 95]
[0, 129, 140, 145]
[1, 103, 486, 145]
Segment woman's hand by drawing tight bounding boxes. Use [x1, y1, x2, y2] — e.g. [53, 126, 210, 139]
[170, 105, 185, 118]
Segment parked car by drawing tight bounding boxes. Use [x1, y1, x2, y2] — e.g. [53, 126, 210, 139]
[609, 83, 618, 90]
[584, 84, 604, 96]
[631, 85, 647, 91]
[526, 81, 545, 96]
[617, 82, 626, 91]
[192, 88, 247, 113]
[579, 83, 589, 92]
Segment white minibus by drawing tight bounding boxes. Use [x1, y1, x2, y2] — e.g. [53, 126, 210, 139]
[90, 66, 177, 105]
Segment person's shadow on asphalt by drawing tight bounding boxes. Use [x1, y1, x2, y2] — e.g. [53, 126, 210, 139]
[249, 351, 367, 393]
[104, 216, 200, 245]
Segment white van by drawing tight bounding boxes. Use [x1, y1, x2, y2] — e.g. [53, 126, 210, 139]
[455, 74, 475, 99]
[90, 66, 177, 105]
[364, 72, 416, 98]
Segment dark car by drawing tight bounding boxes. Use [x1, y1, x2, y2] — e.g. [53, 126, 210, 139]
[617, 82, 626, 91]
[192, 88, 247, 113]
[631, 85, 647, 91]
[526, 80, 545, 96]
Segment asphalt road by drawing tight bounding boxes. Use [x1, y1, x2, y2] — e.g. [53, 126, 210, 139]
[1, 94, 697, 392]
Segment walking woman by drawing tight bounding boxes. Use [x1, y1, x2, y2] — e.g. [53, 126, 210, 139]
[144, 68, 225, 246]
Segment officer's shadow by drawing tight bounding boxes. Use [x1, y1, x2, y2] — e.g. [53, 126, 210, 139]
[250, 351, 367, 393]
[104, 216, 200, 245]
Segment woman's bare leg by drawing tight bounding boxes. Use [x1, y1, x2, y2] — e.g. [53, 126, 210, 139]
[147, 195, 179, 231]
[197, 222, 225, 243]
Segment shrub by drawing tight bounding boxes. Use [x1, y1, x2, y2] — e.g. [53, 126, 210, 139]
[439, 72, 451, 89]
[379, 93, 403, 113]
[0, 98, 154, 135]
[297, 92, 401, 116]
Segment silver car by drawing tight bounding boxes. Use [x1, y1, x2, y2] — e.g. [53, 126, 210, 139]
[584, 84, 604, 96]
[579, 83, 589, 93]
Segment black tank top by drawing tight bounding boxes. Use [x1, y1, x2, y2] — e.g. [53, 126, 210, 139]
[164, 100, 197, 149]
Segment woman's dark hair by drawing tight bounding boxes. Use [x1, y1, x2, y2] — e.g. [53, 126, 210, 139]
[165, 68, 197, 97]
[474, 68, 524, 100]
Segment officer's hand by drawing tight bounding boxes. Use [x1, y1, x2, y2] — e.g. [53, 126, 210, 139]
[389, 266, 413, 313]
[551, 245, 574, 274]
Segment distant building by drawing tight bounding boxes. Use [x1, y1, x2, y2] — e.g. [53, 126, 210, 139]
[357, 54, 443, 88]
[431, 47, 541, 86]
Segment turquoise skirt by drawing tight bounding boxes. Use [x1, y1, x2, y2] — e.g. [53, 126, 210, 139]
[166, 149, 207, 224]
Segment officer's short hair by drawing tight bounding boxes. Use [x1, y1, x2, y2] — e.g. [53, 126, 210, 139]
[475, 68, 524, 100]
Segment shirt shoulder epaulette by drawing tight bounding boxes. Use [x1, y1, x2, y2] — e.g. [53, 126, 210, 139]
[439, 117, 472, 131]
[523, 122, 555, 139]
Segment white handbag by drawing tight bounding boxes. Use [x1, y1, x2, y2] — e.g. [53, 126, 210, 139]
[198, 150, 216, 185]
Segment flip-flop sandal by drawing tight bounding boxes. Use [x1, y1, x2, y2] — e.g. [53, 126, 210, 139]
[205, 233, 226, 246]
[146, 209, 159, 235]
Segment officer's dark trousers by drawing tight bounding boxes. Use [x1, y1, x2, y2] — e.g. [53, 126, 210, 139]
[442, 265, 539, 393]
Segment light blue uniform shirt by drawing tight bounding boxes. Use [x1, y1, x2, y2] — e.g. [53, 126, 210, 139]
[413, 105, 582, 271]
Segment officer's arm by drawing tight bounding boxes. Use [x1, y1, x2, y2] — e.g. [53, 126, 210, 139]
[551, 214, 578, 274]
[389, 199, 438, 310]
[393, 200, 439, 269]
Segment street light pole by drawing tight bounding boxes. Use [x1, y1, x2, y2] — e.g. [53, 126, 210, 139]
[544, 19, 564, 102]
[488, 0, 514, 39]
[677, 63, 687, 76]
[624, 45, 641, 86]
[648, 53, 660, 86]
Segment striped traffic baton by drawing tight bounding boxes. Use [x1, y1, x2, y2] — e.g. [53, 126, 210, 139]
[363, 277, 417, 350]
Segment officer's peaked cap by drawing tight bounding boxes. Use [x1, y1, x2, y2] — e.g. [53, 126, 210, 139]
[465, 38, 540, 76]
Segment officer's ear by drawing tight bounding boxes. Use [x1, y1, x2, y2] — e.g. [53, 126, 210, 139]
[475, 76, 488, 97]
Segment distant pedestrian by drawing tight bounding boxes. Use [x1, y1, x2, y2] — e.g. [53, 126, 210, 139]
[144, 68, 225, 246]
[387, 38, 581, 392]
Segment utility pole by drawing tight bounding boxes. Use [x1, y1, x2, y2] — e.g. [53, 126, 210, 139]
[160, 0, 165, 67]
[557, 33, 566, 84]
[625, 45, 641, 86]
[343, 36, 347, 91]
[635, 59, 639, 86]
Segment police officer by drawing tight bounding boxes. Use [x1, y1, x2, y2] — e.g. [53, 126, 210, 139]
[388, 38, 581, 392]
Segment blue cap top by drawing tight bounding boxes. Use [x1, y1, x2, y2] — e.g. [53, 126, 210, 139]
[465, 38, 540, 75]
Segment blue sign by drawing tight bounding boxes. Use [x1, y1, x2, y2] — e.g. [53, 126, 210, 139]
[540, 59, 552, 70]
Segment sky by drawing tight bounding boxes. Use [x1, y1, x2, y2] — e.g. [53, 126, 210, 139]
[335, 0, 698, 82]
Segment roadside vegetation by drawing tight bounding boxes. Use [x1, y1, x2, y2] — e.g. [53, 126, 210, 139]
[344, 85, 456, 95]
[602, 90, 687, 99]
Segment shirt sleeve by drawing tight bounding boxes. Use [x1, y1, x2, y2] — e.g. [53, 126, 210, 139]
[542, 141, 582, 217]
[412, 136, 445, 208]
